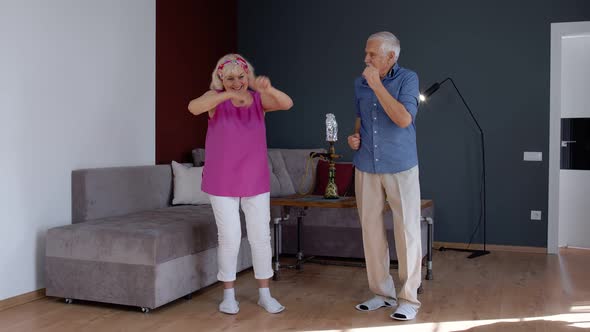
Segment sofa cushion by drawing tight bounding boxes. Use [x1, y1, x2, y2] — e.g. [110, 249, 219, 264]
[171, 161, 209, 205]
[46, 205, 228, 266]
[268, 150, 296, 197]
[271, 148, 326, 195]
[72, 165, 173, 223]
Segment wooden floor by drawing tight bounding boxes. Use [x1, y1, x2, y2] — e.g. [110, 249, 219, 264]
[1, 249, 589, 332]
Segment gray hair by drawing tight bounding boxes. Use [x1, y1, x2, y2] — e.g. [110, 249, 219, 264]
[368, 31, 401, 61]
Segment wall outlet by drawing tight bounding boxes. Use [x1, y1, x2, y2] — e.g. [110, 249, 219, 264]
[530, 210, 542, 220]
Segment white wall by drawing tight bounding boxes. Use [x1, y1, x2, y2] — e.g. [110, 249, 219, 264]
[0, 0, 155, 300]
[558, 34, 590, 248]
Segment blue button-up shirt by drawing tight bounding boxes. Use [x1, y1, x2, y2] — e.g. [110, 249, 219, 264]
[353, 63, 420, 174]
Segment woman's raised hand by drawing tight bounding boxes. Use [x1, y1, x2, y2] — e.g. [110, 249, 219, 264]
[251, 76, 272, 92]
[226, 90, 248, 106]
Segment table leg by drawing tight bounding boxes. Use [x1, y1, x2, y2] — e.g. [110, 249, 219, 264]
[425, 217, 433, 280]
[272, 216, 281, 281]
[295, 208, 307, 270]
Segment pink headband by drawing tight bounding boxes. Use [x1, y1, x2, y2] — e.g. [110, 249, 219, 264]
[217, 57, 249, 78]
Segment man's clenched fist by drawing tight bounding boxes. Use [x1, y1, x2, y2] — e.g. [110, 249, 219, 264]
[348, 133, 361, 150]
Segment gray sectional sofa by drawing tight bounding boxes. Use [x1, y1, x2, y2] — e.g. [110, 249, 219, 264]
[45, 148, 432, 312]
[45, 165, 253, 312]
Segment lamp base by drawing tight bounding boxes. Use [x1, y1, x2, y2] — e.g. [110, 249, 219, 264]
[438, 246, 490, 259]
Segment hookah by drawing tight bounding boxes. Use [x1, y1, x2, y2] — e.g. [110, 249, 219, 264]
[311, 114, 342, 199]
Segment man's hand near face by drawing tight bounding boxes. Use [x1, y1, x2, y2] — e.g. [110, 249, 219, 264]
[362, 65, 382, 91]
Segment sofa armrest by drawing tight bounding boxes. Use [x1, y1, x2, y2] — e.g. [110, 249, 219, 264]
[72, 165, 173, 223]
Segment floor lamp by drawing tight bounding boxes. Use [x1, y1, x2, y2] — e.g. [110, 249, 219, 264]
[420, 77, 490, 259]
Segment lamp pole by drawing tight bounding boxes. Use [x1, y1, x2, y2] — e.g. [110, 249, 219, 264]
[422, 78, 489, 259]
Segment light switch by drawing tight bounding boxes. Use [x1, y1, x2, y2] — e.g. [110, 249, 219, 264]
[523, 151, 542, 161]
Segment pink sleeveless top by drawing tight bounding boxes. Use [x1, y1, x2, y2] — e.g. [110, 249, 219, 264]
[201, 90, 270, 197]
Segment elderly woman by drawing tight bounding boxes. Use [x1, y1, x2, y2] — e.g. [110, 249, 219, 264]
[188, 54, 293, 314]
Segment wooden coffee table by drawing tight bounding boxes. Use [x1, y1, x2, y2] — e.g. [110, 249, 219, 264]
[270, 195, 434, 282]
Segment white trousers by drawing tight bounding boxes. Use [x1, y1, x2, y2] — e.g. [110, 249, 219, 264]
[209, 192, 273, 282]
[355, 166, 422, 309]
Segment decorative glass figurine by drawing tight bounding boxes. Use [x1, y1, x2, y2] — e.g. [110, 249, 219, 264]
[323, 114, 341, 199]
[326, 113, 338, 142]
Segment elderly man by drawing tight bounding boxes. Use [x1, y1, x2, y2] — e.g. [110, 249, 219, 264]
[348, 31, 422, 321]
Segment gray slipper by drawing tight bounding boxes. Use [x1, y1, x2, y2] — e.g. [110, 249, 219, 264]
[355, 295, 396, 311]
[390, 303, 418, 320]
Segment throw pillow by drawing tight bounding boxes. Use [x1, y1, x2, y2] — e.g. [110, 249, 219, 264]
[313, 160, 355, 196]
[171, 161, 210, 205]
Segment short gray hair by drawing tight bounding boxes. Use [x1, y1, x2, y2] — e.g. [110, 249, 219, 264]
[368, 31, 401, 61]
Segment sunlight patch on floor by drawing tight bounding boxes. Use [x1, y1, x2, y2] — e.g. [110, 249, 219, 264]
[300, 312, 590, 332]
[570, 304, 590, 312]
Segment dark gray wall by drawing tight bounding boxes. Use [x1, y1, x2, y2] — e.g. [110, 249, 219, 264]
[238, 0, 590, 247]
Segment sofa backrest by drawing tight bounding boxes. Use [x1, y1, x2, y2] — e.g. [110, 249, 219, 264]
[72, 148, 329, 223]
[72, 165, 173, 223]
[192, 148, 326, 197]
[269, 148, 325, 195]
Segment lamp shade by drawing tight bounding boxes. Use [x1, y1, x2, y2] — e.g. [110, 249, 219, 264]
[423, 82, 441, 98]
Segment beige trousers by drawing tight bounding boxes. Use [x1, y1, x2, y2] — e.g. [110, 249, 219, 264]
[355, 166, 422, 309]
